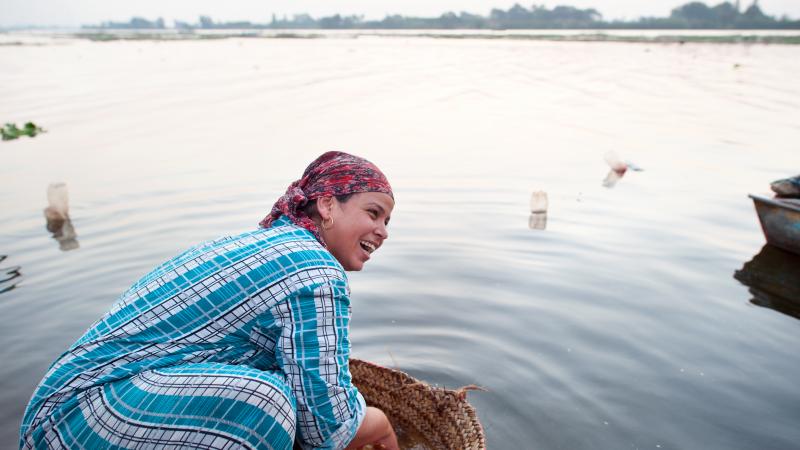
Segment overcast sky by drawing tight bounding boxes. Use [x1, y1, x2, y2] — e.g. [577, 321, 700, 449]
[3, 0, 799, 27]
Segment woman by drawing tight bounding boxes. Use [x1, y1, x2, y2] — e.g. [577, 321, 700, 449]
[20, 151, 399, 450]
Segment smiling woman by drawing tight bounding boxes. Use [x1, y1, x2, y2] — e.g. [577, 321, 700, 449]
[311, 193, 393, 271]
[20, 151, 398, 450]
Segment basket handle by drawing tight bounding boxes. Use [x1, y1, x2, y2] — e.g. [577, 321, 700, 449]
[454, 384, 488, 400]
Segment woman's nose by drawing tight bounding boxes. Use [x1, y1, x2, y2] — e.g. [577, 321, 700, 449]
[376, 222, 388, 240]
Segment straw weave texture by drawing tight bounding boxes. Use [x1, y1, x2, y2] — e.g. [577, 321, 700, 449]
[350, 359, 486, 450]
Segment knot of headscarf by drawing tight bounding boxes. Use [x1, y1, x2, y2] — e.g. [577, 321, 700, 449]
[259, 151, 393, 246]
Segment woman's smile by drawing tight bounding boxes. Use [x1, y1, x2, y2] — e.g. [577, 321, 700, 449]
[320, 191, 394, 271]
[360, 240, 378, 254]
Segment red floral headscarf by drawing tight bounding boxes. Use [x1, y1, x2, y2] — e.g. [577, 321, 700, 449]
[259, 151, 393, 246]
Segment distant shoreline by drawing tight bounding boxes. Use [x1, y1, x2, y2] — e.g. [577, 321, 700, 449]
[26, 29, 800, 45]
[3, 2, 800, 33]
[74, 2, 800, 32]
[3, 28, 800, 45]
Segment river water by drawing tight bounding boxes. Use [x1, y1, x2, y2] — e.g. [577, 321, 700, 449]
[1, 32, 799, 449]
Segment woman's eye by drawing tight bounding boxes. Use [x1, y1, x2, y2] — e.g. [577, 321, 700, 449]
[367, 209, 378, 218]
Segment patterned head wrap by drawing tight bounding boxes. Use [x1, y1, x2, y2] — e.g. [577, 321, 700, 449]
[259, 151, 393, 246]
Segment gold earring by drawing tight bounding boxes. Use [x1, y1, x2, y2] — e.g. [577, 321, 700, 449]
[322, 217, 334, 230]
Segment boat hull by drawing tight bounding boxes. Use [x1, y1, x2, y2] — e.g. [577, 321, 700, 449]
[749, 194, 800, 256]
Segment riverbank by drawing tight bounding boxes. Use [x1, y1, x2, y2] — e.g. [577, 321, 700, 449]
[3, 29, 800, 44]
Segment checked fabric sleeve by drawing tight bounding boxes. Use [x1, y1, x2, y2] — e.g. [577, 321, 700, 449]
[266, 275, 366, 450]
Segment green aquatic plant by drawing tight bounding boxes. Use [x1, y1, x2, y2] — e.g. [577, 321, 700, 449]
[1, 122, 46, 141]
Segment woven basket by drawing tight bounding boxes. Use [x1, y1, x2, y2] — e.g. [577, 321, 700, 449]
[349, 358, 486, 450]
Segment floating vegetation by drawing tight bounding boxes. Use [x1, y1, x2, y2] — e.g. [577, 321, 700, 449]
[384, 32, 800, 45]
[271, 33, 325, 39]
[73, 32, 187, 42]
[72, 31, 286, 42]
[1, 122, 46, 141]
[73, 32, 163, 42]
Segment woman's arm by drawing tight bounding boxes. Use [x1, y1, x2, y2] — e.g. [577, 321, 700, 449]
[345, 407, 399, 450]
[270, 272, 369, 449]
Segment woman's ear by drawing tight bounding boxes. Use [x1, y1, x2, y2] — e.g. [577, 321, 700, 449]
[315, 196, 335, 220]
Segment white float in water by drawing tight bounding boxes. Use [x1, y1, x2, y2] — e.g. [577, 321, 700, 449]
[529, 191, 548, 230]
[44, 182, 69, 221]
[603, 150, 628, 174]
[530, 191, 548, 213]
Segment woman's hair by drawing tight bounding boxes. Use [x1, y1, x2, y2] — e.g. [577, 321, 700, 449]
[303, 194, 353, 220]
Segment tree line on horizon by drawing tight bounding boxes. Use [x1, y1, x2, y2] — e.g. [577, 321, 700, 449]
[86, 1, 800, 30]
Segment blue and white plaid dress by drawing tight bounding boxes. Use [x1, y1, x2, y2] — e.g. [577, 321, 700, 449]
[20, 216, 366, 450]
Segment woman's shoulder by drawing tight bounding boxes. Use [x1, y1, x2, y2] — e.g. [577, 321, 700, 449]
[129, 217, 341, 294]
[255, 216, 323, 250]
[109, 217, 345, 325]
[194, 216, 320, 256]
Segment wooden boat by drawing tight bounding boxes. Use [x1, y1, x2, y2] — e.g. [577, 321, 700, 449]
[749, 194, 800, 256]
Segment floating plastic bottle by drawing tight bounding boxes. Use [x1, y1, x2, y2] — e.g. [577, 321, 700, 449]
[45, 182, 69, 218]
[530, 191, 548, 213]
[603, 150, 628, 174]
[529, 191, 548, 231]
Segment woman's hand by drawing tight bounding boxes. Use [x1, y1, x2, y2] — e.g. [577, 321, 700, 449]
[345, 407, 399, 450]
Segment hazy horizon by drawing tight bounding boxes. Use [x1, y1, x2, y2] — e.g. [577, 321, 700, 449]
[3, 0, 800, 28]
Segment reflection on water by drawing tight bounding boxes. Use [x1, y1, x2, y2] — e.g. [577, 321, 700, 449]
[0, 255, 22, 295]
[602, 169, 625, 188]
[394, 423, 434, 450]
[43, 183, 79, 251]
[528, 212, 548, 230]
[734, 244, 800, 320]
[45, 215, 79, 251]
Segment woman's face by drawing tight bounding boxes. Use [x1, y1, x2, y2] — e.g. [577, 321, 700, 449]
[319, 192, 394, 271]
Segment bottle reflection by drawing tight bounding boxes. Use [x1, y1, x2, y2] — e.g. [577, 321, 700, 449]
[43, 182, 79, 251]
[734, 244, 800, 320]
[528, 213, 547, 230]
[0, 255, 22, 295]
[529, 191, 548, 230]
[602, 169, 625, 188]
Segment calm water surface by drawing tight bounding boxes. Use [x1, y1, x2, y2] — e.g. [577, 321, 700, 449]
[1, 33, 799, 449]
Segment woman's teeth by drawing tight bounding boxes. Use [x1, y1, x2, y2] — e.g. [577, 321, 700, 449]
[360, 241, 376, 253]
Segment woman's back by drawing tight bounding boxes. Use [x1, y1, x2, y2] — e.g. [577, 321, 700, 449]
[21, 216, 351, 446]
